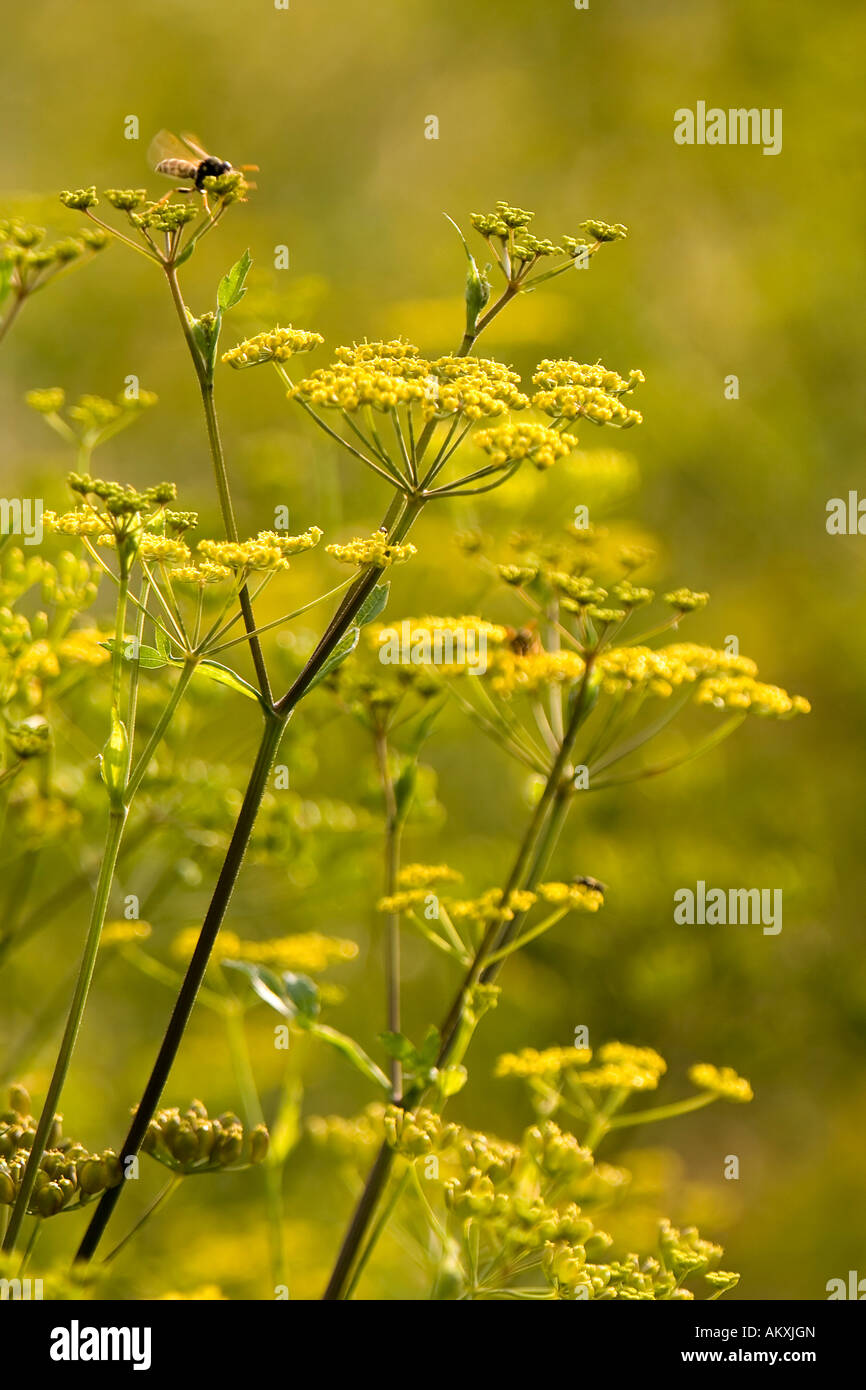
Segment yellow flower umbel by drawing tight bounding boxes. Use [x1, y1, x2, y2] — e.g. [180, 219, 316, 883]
[198, 527, 322, 575]
[688, 1064, 753, 1103]
[532, 362, 644, 427]
[474, 422, 579, 471]
[696, 675, 811, 719]
[326, 534, 416, 567]
[495, 1046, 593, 1079]
[222, 325, 324, 368]
[172, 927, 358, 975]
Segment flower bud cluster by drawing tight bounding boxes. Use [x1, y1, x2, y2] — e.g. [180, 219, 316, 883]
[142, 1101, 269, 1174]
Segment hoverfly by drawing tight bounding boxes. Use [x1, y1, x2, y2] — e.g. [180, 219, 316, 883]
[147, 130, 258, 209]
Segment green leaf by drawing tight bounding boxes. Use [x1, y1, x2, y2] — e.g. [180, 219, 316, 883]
[380, 1031, 417, 1062]
[100, 707, 129, 803]
[224, 961, 389, 1089]
[222, 960, 296, 1017]
[305, 626, 360, 693]
[100, 639, 167, 669]
[417, 1024, 441, 1069]
[404, 694, 447, 756]
[444, 213, 490, 334]
[355, 581, 390, 629]
[280, 971, 320, 1022]
[218, 249, 252, 312]
[438, 1064, 468, 1098]
[309, 1023, 390, 1090]
[183, 657, 264, 706]
[393, 760, 417, 821]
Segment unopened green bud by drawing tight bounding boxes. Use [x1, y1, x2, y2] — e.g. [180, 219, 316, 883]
[0, 1166, 15, 1204]
[60, 188, 98, 212]
[8, 1085, 31, 1117]
[171, 1126, 199, 1165]
[36, 1181, 64, 1216]
[6, 717, 52, 760]
[249, 1125, 269, 1164]
[77, 1159, 105, 1196]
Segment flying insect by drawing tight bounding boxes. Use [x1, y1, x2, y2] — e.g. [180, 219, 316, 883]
[148, 130, 258, 205]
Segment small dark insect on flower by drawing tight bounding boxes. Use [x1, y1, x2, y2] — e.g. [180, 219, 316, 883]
[506, 623, 541, 656]
[572, 875, 606, 894]
[147, 129, 258, 197]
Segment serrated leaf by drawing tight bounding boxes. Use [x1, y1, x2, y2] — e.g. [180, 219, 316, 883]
[218, 249, 252, 312]
[305, 626, 360, 694]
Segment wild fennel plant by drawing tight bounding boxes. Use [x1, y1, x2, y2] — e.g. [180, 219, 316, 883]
[0, 178, 808, 1297]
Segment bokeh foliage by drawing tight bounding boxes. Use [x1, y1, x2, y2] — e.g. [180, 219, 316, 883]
[0, 0, 862, 1299]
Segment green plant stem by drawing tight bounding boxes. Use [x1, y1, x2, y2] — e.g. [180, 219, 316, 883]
[344, 1167, 411, 1300]
[125, 660, 196, 801]
[102, 1175, 183, 1264]
[75, 494, 426, 1265]
[374, 727, 404, 1098]
[322, 664, 594, 1299]
[2, 803, 127, 1255]
[163, 262, 272, 705]
[0, 290, 25, 344]
[73, 710, 285, 1264]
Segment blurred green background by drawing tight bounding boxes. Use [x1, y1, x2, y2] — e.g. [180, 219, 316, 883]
[1, 0, 864, 1299]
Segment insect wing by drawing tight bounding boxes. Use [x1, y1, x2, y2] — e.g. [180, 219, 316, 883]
[179, 131, 213, 161]
[147, 128, 196, 169]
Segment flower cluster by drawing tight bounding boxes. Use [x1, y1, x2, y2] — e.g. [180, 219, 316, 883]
[379, 879, 603, 923]
[696, 675, 811, 719]
[474, 421, 579, 470]
[0, 1086, 122, 1217]
[290, 343, 527, 422]
[396, 863, 464, 889]
[468, 202, 627, 289]
[198, 527, 322, 574]
[172, 927, 358, 974]
[59, 173, 251, 269]
[1, 217, 107, 335]
[27, 387, 157, 446]
[222, 325, 324, 368]
[141, 1101, 268, 1174]
[688, 1064, 754, 1102]
[306, 1088, 739, 1299]
[531, 362, 644, 427]
[496, 1046, 593, 1079]
[325, 533, 416, 567]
